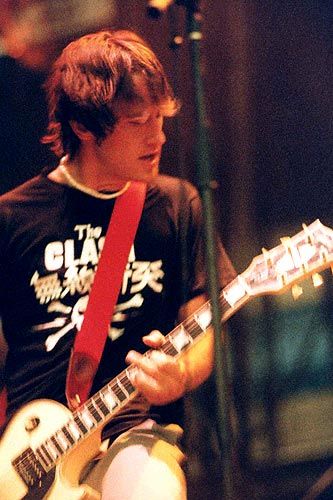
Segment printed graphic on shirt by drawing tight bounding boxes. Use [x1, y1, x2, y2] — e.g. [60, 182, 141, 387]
[30, 224, 164, 351]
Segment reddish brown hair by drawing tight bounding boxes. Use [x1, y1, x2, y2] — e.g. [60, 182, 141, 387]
[43, 30, 178, 158]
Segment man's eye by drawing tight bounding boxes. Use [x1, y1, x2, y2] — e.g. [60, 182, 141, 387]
[129, 119, 146, 125]
[128, 113, 150, 125]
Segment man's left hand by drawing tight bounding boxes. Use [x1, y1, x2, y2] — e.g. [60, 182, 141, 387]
[125, 330, 187, 405]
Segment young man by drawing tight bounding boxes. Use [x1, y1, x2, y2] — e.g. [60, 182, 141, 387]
[0, 30, 236, 499]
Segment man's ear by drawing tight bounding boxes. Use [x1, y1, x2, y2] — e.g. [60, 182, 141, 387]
[70, 120, 95, 141]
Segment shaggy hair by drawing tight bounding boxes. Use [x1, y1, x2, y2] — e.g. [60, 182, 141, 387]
[42, 30, 178, 158]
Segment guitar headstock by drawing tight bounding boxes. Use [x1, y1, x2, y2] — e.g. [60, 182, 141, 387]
[241, 219, 333, 297]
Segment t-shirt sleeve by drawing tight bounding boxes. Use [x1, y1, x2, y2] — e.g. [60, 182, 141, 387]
[177, 182, 237, 304]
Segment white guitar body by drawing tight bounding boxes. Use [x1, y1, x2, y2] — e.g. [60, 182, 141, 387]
[0, 400, 101, 499]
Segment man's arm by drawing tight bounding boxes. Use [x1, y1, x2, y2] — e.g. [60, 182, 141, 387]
[125, 293, 215, 405]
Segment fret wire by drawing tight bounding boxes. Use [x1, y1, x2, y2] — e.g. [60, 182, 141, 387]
[93, 401, 104, 421]
[220, 294, 235, 311]
[67, 420, 82, 440]
[62, 426, 76, 445]
[182, 318, 196, 335]
[163, 345, 179, 356]
[183, 315, 201, 328]
[101, 380, 119, 404]
[118, 372, 130, 385]
[44, 440, 59, 460]
[119, 376, 130, 397]
[162, 339, 179, 356]
[80, 407, 96, 429]
[101, 386, 119, 410]
[74, 414, 88, 434]
[88, 406, 102, 423]
[220, 298, 230, 310]
[51, 436, 64, 454]
[95, 394, 110, 416]
[55, 430, 70, 451]
[184, 318, 203, 339]
[121, 374, 136, 394]
[111, 380, 127, 402]
[87, 401, 103, 422]
[170, 327, 193, 354]
[40, 444, 53, 464]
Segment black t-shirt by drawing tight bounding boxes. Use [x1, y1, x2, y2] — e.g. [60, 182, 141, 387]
[0, 170, 236, 438]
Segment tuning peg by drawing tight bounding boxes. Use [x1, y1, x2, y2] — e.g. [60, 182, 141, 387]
[292, 284, 303, 300]
[262, 247, 272, 263]
[302, 223, 314, 243]
[280, 237, 291, 246]
[312, 273, 323, 288]
[280, 237, 297, 259]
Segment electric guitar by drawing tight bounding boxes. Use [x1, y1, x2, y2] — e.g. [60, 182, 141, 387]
[0, 219, 332, 500]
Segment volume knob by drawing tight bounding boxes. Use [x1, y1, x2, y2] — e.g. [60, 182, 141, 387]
[25, 416, 40, 432]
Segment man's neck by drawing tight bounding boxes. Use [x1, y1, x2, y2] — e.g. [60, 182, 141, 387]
[66, 153, 126, 192]
[48, 156, 131, 200]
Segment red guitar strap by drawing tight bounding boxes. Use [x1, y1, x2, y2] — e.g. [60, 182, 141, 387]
[65, 181, 146, 410]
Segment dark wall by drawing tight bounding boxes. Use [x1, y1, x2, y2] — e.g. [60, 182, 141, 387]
[0, 57, 56, 194]
[252, 2, 333, 230]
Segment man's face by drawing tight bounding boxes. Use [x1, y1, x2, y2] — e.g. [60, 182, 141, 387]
[91, 89, 167, 189]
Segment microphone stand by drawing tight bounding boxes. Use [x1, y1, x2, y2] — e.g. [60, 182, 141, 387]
[167, 6, 187, 179]
[177, 1, 235, 498]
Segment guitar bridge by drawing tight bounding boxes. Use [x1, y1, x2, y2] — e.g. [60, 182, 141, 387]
[13, 447, 46, 488]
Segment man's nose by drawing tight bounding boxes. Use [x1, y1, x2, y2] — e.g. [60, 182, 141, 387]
[146, 121, 166, 148]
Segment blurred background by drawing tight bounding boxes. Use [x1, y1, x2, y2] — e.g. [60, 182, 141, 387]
[1, 1, 333, 498]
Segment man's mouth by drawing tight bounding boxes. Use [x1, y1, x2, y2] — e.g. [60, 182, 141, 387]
[139, 151, 159, 161]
